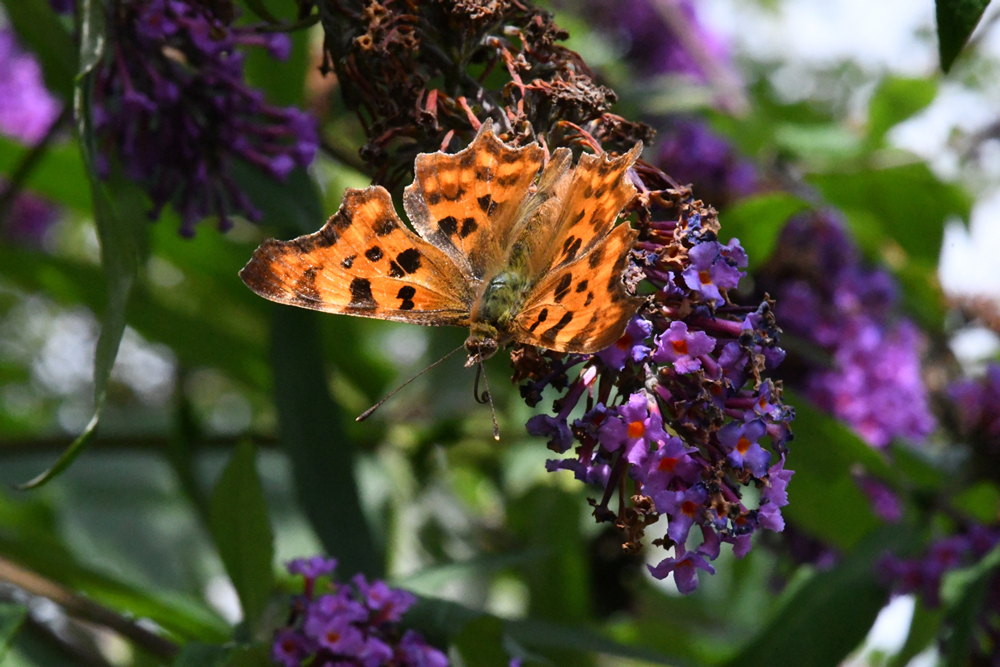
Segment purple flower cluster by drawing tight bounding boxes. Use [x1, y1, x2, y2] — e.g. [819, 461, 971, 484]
[94, 0, 318, 236]
[274, 557, 448, 667]
[581, 0, 729, 80]
[771, 212, 935, 448]
[949, 363, 1000, 452]
[0, 27, 63, 245]
[524, 195, 794, 594]
[880, 526, 999, 607]
[656, 120, 759, 209]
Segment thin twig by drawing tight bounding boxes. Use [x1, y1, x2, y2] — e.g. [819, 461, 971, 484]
[320, 140, 369, 173]
[0, 557, 180, 662]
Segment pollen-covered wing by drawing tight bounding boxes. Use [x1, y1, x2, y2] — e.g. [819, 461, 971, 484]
[240, 186, 473, 325]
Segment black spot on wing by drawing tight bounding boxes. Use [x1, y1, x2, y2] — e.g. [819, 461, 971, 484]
[583, 185, 594, 198]
[373, 217, 396, 236]
[396, 248, 421, 274]
[348, 278, 376, 310]
[475, 167, 493, 181]
[576, 280, 589, 293]
[459, 217, 478, 239]
[389, 261, 404, 278]
[553, 273, 572, 303]
[397, 285, 416, 310]
[496, 173, 520, 187]
[527, 308, 548, 333]
[460, 151, 476, 168]
[442, 186, 466, 202]
[588, 245, 606, 269]
[595, 185, 608, 199]
[541, 312, 573, 343]
[500, 151, 521, 164]
[439, 216, 458, 237]
[427, 192, 442, 205]
[569, 209, 586, 228]
[562, 237, 582, 262]
[332, 209, 353, 231]
[584, 291, 594, 307]
[365, 246, 383, 262]
[477, 195, 497, 216]
[341, 255, 356, 269]
[295, 266, 321, 303]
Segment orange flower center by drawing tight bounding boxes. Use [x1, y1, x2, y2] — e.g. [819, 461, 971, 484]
[326, 631, 341, 644]
[736, 436, 751, 454]
[627, 420, 646, 438]
[698, 270, 712, 285]
[681, 500, 698, 516]
[657, 456, 678, 472]
[671, 339, 689, 355]
[616, 333, 633, 350]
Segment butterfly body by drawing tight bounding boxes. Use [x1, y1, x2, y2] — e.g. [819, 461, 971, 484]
[240, 121, 645, 368]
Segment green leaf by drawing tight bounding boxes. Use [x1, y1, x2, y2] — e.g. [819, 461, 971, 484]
[0, 0, 77, 99]
[452, 616, 509, 667]
[722, 526, 909, 667]
[781, 391, 884, 550]
[951, 481, 1000, 522]
[810, 163, 971, 265]
[0, 137, 90, 212]
[868, 77, 938, 146]
[174, 643, 233, 667]
[940, 543, 1000, 666]
[0, 602, 28, 662]
[224, 643, 271, 667]
[271, 306, 383, 578]
[936, 0, 992, 72]
[718, 193, 812, 269]
[888, 602, 943, 667]
[208, 442, 275, 625]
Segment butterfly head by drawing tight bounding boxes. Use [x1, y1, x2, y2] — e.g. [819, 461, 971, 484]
[464, 321, 500, 367]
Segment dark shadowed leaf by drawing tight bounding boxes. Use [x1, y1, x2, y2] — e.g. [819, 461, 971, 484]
[452, 616, 509, 667]
[271, 306, 383, 578]
[229, 161, 324, 236]
[781, 391, 884, 550]
[174, 643, 232, 667]
[722, 526, 910, 667]
[936, 0, 992, 72]
[0, 602, 27, 662]
[208, 441, 275, 625]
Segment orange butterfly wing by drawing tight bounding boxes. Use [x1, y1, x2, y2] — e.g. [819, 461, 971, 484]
[403, 121, 545, 281]
[512, 222, 644, 353]
[240, 186, 473, 326]
[541, 143, 642, 273]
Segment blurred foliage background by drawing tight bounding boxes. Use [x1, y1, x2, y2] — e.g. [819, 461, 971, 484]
[1, 0, 1000, 666]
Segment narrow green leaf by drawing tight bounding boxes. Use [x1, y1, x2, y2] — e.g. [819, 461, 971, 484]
[867, 77, 938, 145]
[0, 0, 77, 99]
[722, 526, 910, 667]
[271, 306, 383, 578]
[224, 643, 271, 667]
[240, 0, 281, 24]
[19, 0, 146, 489]
[718, 193, 811, 269]
[208, 442, 275, 625]
[0, 602, 28, 662]
[937, 0, 992, 72]
[0, 137, 90, 212]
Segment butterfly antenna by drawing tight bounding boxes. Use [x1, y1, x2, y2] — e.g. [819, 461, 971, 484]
[357, 343, 465, 423]
[473, 358, 500, 441]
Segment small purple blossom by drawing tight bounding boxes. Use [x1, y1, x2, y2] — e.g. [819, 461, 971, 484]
[655, 484, 708, 545]
[681, 241, 745, 306]
[288, 556, 338, 580]
[652, 321, 716, 373]
[718, 420, 771, 477]
[648, 547, 716, 594]
[599, 393, 667, 466]
[598, 317, 652, 371]
[856, 476, 901, 523]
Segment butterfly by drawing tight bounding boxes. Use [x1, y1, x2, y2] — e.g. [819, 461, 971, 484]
[240, 121, 645, 373]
